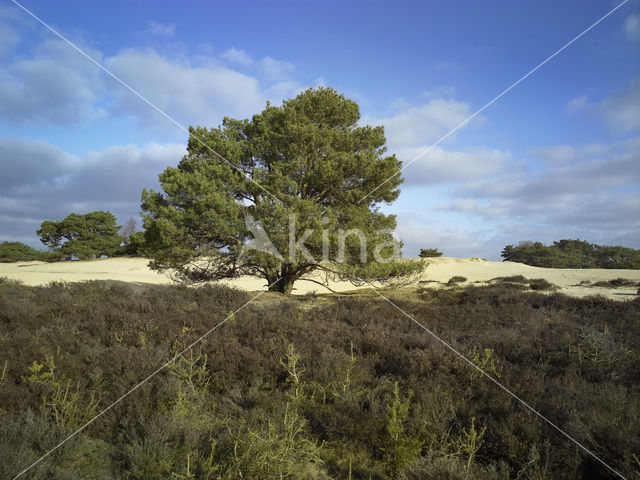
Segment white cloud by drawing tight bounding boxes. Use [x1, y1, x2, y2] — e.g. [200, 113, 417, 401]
[221, 47, 253, 66]
[265, 80, 304, 101]
[103, 48, 303, 131]
[450, 138, 640, 228]
[0, 26, 302, 130]
[433, 199, 514, 218]
[435, 199, 478, 213]
[402, 136, 640, 257]
[145, 21, 175, 37]
[110, 48, 304, 127]
[0, 6, 20, 56]
[0, 139, 186, 246]
[410, 137, 640, 258]
[565, 81, 640, 134]
[566, 94, 587, 113]
[260, 55, 295, 80]
[361, 96, 510, 187]
[75, 142, 186, 202]
[313, 77, 327, 87]
[366, 98, 484, 149]
[399, 146, 513, 185]
[220, 49, 298, 84]
[531, 144, 579, 164]
[395, 214, 496, 258]
[0, 138, 77, 191]
[105, 48, 267, 128]
[420, 85, 456, 99]
[596, 77, 640, 134]
[530, 143, 614, 164]
[0, 38, 104, 124]
[624, 13, 640, 42]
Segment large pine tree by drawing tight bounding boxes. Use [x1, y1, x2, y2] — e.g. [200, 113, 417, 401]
[141, 87, 422, 293]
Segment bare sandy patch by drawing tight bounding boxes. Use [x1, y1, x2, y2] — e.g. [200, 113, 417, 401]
[1, 257, 638, 300]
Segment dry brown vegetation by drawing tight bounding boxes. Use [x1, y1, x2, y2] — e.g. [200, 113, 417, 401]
[1, 279, 639, 479]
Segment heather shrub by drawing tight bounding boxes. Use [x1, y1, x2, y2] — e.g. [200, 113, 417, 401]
[490, 276, 555, 291]
[447, 276, 467, 285]
[0, 280, 638, 479]
[527, 278, 555, 291]
[491, 275, 528, 284]
[592, 278, 639, 288]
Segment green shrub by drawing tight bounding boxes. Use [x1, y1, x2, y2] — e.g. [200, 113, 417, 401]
[382, 382, 423, 474]
[592, 278, 639, 288]
[491, 276, 554, 291]
[527, 278, 555, 291]
[419, 248, 443, 258]
[121, 231, 147, 256]
[0, 241, 55, 262]
[491, 275, 528, 284]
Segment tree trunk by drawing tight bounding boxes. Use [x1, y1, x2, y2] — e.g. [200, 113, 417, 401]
[267, 273, 296, 294]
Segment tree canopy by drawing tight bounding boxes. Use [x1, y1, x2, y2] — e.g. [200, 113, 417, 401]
[37, 211, 123, 260]
[142, 87, 423, 293]
[121, 231, 147, 256]
[501, 239, 640, 269]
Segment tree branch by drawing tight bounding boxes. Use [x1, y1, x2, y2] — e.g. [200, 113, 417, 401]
[297, 277, 350, 295]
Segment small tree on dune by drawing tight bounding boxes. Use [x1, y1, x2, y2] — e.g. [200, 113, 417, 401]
[38, 211, 123, 260]
[419, 248, 443, 258]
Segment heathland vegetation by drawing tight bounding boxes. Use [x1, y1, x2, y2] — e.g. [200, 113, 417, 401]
[1, 279, 638, 479]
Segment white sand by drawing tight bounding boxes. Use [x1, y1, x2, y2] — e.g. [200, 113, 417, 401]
[0, 258, 175, 287]
[418, 257, 639, 300]
[1, 257, 638, 300]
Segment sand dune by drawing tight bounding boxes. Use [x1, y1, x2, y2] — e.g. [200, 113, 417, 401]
[1, 257, 638, 300]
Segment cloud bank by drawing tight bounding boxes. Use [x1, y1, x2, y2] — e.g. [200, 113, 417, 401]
[0, 7, 637, 260]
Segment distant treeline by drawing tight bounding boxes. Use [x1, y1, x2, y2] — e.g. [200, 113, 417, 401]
[0, 237, 146, 263]
[501, 239, 640, 269]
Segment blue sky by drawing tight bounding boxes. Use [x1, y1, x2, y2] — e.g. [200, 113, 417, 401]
[1, 0, 638, 259]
